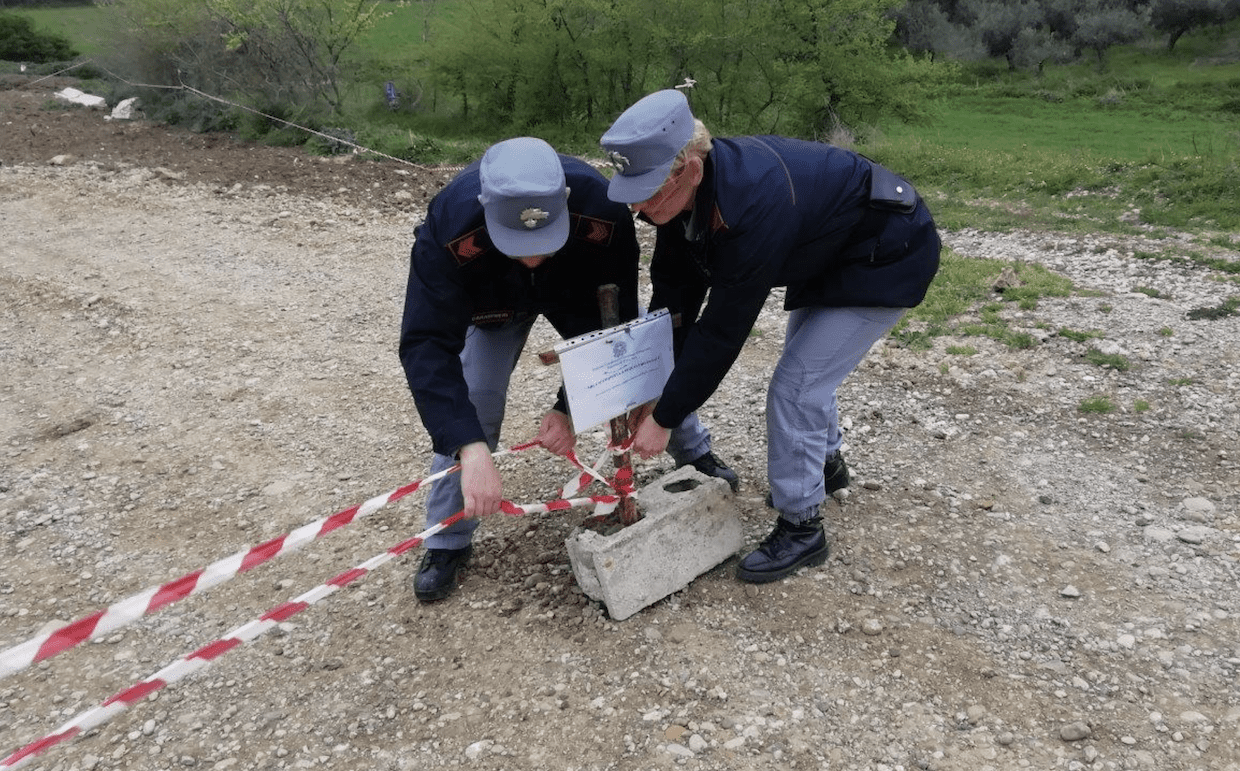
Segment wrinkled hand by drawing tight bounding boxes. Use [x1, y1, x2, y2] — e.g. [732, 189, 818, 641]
[631, 414, 671, 460]
[458, 442, 502, 519]
[627, 399, 657, 434]
[535, 410, 576, 456]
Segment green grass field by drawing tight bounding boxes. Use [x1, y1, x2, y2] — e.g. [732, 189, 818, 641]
[11, 3, 1240, 236]
[892, 90, 1236, 162]
[869, 39, 1240, 234]
[10, 5, 113, 58]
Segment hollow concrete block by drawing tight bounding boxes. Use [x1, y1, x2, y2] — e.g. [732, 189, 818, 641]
[565, 465, 745, 620]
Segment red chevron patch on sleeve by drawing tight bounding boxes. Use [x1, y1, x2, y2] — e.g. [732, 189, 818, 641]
[710, 204, 729, 233]
[572, 215, 614, 246]
[447, 227, 488, 265]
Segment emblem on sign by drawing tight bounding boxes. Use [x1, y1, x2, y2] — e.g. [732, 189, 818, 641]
[520, 207, 549, 229]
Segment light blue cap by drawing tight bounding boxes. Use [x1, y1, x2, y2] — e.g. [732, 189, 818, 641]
[600, 90, 695, 204]
[478, 137, 570, 258]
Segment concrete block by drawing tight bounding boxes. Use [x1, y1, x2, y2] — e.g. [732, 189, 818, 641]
[565, 465, 745, 620]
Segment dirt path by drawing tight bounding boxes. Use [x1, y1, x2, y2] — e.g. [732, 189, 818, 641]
[2, 78, 1239, 771]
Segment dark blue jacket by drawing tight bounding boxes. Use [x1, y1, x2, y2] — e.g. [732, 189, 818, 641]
[400, 156, 639, 456]
[649, 136, 941, 429]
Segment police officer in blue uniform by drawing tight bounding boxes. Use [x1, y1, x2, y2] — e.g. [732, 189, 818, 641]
[601, 91, 941, 584]
[399, 137, 737, 602]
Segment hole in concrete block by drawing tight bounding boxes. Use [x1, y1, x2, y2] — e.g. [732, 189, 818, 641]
[663, 478, 701, 493]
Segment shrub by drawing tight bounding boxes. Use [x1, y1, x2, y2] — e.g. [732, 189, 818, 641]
[307, 127, 359, 156]
[140, 90, 238, 135]
[0, 12, 78, 63]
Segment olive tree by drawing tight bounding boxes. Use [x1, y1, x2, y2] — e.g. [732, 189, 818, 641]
[424, 0, 947, 137]
[1150, 0, 1236, 50]
[1071, 4, 1147, 64]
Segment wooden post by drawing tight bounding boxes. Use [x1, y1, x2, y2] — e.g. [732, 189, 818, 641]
[597, 284, 640, 525]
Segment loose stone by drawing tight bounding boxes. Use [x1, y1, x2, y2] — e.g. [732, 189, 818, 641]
[1060, 721, 1091, 741]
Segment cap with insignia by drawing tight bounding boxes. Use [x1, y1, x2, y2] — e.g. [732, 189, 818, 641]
[600, 89, 695, 204]
[478, 137, 570, 258]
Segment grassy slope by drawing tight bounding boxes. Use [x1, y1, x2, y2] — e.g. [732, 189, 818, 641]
[870, 29, 1240, 235]
[9, 5, 111, 58]
[10, 4, 1239, 340]
[16, 6, 1237, 187]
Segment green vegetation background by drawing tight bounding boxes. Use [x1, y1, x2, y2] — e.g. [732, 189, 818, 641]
[14, 2, 1239, 239]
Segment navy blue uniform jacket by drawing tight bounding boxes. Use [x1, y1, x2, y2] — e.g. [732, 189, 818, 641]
[400, 156, 639, 457]
[649, 136, 941, 429]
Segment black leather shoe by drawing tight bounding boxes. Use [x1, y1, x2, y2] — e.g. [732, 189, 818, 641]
[684, 450, 740, 492]
[413, 545, 472, 602]
[736, 517, 828, 583]
[765, 451, 849, 508]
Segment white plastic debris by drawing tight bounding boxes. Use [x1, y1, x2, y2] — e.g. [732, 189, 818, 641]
[108, 97, 139, 120]
[54, 87, 107, 109]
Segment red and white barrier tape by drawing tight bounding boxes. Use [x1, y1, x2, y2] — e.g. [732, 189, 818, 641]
[0, 487, 625, 770]
[0, 441, 543, 680]
[558, 448, 611, 498]
[558, 437, 636, 500]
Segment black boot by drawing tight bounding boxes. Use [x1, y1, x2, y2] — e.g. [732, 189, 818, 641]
[736, 517, 828, 583]
[823, 451, 850, 494]
[683, 450, 740, 493]
[413, 545, 472, 602]
[765, 451, 849, 508]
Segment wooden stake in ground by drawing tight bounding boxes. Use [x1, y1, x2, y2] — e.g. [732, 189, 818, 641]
[596, 284, 641, 525]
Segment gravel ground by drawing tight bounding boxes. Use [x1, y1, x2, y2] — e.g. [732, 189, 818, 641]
[2, 78, 1239, 771]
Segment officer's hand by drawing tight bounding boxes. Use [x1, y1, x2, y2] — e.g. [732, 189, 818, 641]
[458, 442, 502, 519]
[535, 410, 576, 456]
[627, 399, 657, 434]
[631, 414, 671, 460]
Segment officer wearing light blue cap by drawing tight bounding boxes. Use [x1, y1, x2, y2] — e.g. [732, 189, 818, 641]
[602, 90, 942, 584]
[477, 137, 571, 256]
[601, 89, 696, 205]
[399, 136, 738, 602]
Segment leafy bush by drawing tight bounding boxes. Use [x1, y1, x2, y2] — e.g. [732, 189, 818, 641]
[139, 90, 239, 134]
[306, 127, 359, 156]
[0, 11, 78, 63]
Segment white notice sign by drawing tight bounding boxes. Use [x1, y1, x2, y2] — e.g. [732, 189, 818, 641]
[555, 310, 674, 431]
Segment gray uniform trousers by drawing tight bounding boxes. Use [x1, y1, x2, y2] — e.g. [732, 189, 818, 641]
[423, 317, 713, 550]
[766, 306, 906, 523]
